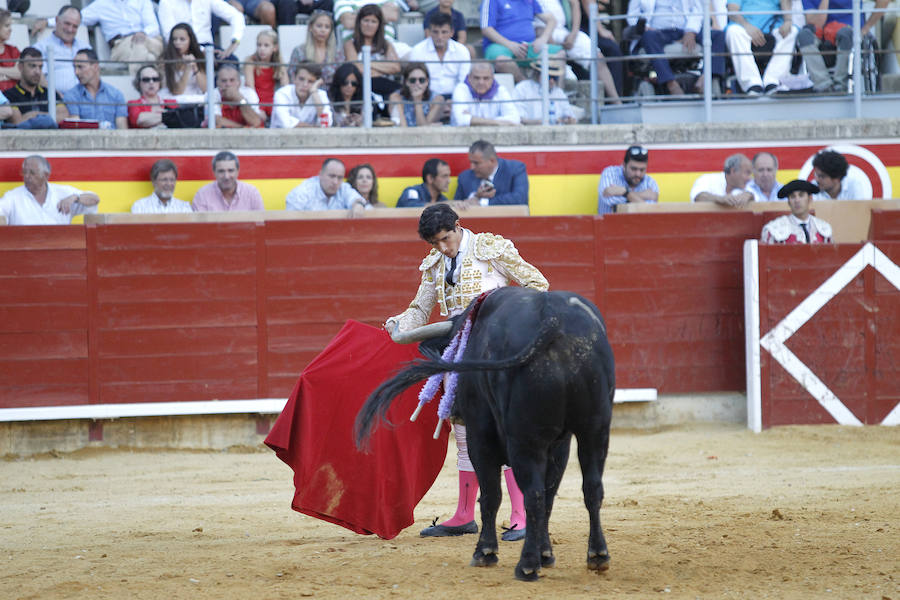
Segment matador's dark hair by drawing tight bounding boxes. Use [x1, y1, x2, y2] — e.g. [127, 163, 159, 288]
[418, 203, 459, 241]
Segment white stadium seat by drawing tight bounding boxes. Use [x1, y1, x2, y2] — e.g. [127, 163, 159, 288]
[396, 23, 425, 47]
[9, 23, 29, 51]
[25, 0, 70, 18]
[103, 74, 140, 102]
[277, 25, 308, 59]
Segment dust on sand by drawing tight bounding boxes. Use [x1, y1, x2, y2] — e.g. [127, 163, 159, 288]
[1, 424, 897, 599]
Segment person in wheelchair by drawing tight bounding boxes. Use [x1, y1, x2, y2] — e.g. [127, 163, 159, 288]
[625, 0, 727, 96]
[797, 0, 890, 92]
[725, 0, 799, 95]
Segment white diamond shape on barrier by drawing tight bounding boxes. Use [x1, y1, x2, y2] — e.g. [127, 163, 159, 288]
[759, 243, 900, 426]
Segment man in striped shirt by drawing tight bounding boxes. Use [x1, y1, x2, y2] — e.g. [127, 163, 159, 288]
[597, 145, 659, 214]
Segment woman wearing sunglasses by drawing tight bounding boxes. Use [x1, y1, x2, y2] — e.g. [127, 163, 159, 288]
[127, 64, 177, 129]
[328, 62, 389, 126]
[389, 62, 445, 127]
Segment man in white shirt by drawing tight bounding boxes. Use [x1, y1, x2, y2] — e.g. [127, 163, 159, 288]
[285, 158, 367, 216]
[811, 149, 874, 201]
[450, 61, 520, 127]
[746, 151, 783, 202]
[157, 0, 244, 58]
[131, 159, 193, 214]
[0, 155, 100, 225]
[691, 153, 754, 207]
[33, 6, 91, 94]
[512, 59, 576, 124]
[81, 0, 164, 76]
[407, 13, 470, 98]
[270, 63, 332, 128]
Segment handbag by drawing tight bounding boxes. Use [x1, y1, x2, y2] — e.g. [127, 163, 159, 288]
[162, 104, 204, 129]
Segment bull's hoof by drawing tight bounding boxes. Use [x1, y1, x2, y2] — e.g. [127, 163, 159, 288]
[587, 551, 610, 572]
[541, 551, 556, 568]
[470, 550, 499, 567]
[514, 564, 540, 581]
[419, 520, 478, 537]
[501, 526, 525, 542]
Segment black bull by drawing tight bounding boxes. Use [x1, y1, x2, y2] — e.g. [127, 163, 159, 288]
[355, 287, 615, 581]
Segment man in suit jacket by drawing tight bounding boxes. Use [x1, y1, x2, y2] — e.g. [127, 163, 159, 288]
[453, 140, 529, 206]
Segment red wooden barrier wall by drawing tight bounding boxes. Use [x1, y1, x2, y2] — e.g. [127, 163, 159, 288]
[755, 243, 900, 427]
[870, 210, 900, 241]
[0, 213, 759, 410]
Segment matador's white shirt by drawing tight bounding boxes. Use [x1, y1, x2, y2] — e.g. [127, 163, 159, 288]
[388, 228, 549, 332]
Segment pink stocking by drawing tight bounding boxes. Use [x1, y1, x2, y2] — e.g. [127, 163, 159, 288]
[504, 468, 526, 530]
[440, 470, 479, 527]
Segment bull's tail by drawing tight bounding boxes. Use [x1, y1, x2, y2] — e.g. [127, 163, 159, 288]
[354, 302, 560, 450]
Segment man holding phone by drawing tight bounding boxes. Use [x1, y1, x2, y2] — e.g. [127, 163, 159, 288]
[454, 139, 529, 206]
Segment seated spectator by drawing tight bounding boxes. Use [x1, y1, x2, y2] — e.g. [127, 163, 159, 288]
[128, 64, 177, 129]
[397, 158, 452, 207]
[210, 62, 266, 128]
[275, 0, 336, 26]
[343, 4, 402, 98]
[747, 151, 782, 202]
[3, 47, 69, 129]
[158, 0, 245, 60]
[0, 9, 21, 92]
[725, 0, 798, 95]
[162, 23, 208, 99]
[348, 163, 387, 207]
[193, 151, 264, 212]
[513, 59, 578, 124]
[454, 139, 529, 206]
[407, 13, 471, 100]
[626, 0, 727, 96]
[329, 62, 387, 126]
[761, 180, 833, 244]
[271, 62, 332, 128]
[811, 149, 873, 201]
[480, 0, 563, 83]
[798, 0, 889, 93]
[243, 29, 289, 120]
[538, 0, 620, 102]
[131, 159, 193, 214]
[285, 157, 367, 215]
[229, 0, 277, 28]
[451, 61, 521, 127]
[287, 11, 343, 87]
[691, 153, 754, 207]
[63, 49, 128, 129]
[81, 0, 164, 77]
[424, 0, 468, 46]
[0, 155, 100, 225]
[389, 62, 445, 126]
[598, 145, 659, 214]
[33, 5, 91, 94]
[334, 0, 402, 49]
[577, 0, 626, 97]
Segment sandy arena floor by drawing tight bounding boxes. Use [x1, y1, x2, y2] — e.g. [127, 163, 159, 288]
[1, 424, 898, 599]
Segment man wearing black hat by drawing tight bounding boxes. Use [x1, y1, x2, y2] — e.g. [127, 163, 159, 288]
[597, 145, 659, 214]
[761, 179, 833, 244]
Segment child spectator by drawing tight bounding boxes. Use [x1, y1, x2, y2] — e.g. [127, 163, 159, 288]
[243, 29, 289, 119]
[0, 9, 21, 92]
[162, 23, 208, 98]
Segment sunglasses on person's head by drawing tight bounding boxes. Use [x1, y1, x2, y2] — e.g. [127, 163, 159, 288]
[627, 146, 649, 160]
[141, 76, 161, 83]
[407, 76, 428, 84]
[342, 79, 359, 87]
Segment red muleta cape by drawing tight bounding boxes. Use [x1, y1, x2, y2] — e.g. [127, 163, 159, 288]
[265, 320, 449, 540]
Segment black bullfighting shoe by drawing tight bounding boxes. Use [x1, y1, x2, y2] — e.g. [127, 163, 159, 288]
[500, 525, 525, 542]
[419, 519, 478, 537]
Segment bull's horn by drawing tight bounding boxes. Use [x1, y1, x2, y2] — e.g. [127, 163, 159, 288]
[390, 321, 454, 344]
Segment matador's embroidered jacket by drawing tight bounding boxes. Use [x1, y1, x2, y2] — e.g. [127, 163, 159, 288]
[388, 228, 549, 332]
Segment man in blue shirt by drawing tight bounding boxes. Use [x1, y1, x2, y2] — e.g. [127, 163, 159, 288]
[597, 145, 660, 214]
[480, 0, 562, 82]
[397, 158, 452, 208]
[63, 49, 127, 129]
[797, 0, 889, 92]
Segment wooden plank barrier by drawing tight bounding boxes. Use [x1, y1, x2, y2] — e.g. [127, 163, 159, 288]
[744, 241, 900, 431]
[870, 210, 900, 241]
[1, 212, 765, 414]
